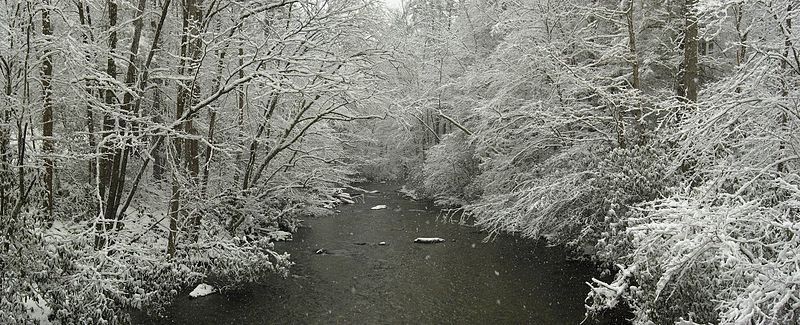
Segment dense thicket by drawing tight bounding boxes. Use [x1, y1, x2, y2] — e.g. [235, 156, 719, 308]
[3, 0, 799, 323]
[372, 0, 800, 323]
[1, 0, 388, 322]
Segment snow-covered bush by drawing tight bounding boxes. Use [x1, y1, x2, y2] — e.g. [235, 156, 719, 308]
[0, 210, 51, 324]
[588, 30, 800, 321]
[468, 143, 675, 254]
[1, 209, 291, 324]
[467, 141, 604, 244]
[350, 118, 424, 183]
[590, 144, 677, 261]
[589, 180, 800, 324]
[422, 132, 480, 206]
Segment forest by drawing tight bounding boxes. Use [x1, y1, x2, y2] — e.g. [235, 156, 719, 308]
[0, 0, 798, 324]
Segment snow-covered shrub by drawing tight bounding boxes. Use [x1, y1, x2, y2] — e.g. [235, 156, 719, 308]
[422, 132, 480, 206]
[1, 182, 298, 324]
[348, 117, 424, 182]
[201, 190, 295, 236]
[56, 181, 96, 223]
[467, 141, 602, 243]
[590, 144, 677, 261]
[0, 211, 291, 324]
[0, 210, 51, 324]
[202, 188, 330, 238]
[586, 20, 800, 321]
[589, 181, 800, 324]
[468, 143, 675, 254]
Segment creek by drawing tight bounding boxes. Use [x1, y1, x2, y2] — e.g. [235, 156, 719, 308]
[143, 183, 625, 324]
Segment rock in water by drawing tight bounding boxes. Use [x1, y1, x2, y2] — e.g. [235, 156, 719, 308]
[414, 237, 446, 244]
[189, 283, 216, 298]
[370, 205, 387, 210]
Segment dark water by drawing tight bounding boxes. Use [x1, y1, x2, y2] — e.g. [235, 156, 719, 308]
[143, 183, 625, 324]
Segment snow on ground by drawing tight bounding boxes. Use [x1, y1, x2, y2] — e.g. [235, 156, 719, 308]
[189, 283, 216, 298]
[23, 295, 52, 324]
[270, 230, 293, 242]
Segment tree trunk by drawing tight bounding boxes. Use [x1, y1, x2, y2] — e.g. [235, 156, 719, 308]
[202, 31, 227, 194]
[733, 3, 748, 94]
[95, 0, 151, 247]
[145, 1, 172, 182]
[169, 0, 204, 255]
[626, 0, 643, 144]
[778, 4, 792, 173]
[683, 0, 699, 103]
[99, 0, 118, 203]
[93, 0, 118, 248]
[79, 3, 98, 186]
[41, 0, 54, 220]
[0, 24, 13, 216]
[106, 0, 149, 223]
[11, 3, 33, 219]
[167, 177, 180, 257]
[233, 47, 246, 185]
[184, 0, 202, 180]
